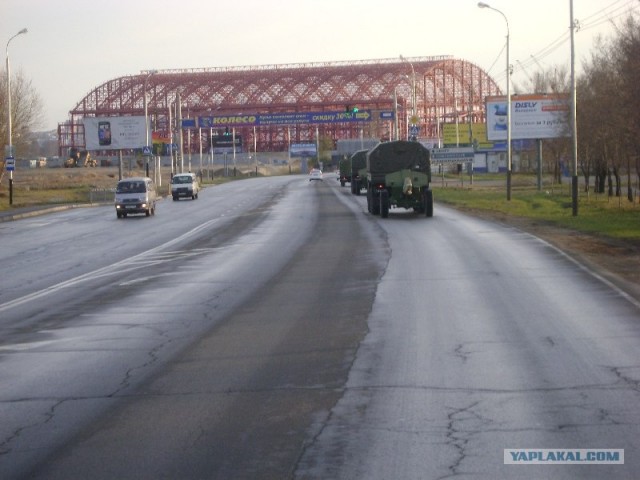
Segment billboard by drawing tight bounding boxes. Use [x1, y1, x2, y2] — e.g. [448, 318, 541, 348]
[442, 123, 490, 148]
[486, 94, 570, 141]
[211, 135, 243, 154]
[83, 116, 147, 150]
[290, 143, 317, 157]
[197, 110, 373, 128]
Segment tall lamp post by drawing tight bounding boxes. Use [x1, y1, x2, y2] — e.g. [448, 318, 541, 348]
[5, 28, 28, 205]
[143, 69, 158, 177]
[399, 55, 417, 120]
[569, 0, 578, 216]
[478, 2, 511, 200]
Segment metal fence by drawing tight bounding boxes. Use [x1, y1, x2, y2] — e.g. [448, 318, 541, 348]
[89, 188, 116, 204]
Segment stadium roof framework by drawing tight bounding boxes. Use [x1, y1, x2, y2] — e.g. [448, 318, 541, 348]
[58, 56, 501, 155]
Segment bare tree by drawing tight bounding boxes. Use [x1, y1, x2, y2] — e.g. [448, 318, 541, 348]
[0, 69, 44, 158]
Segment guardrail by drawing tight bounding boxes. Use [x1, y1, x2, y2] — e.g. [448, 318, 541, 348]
[89, 188, 116, 204]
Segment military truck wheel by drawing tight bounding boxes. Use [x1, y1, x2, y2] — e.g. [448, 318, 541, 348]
[350, 182, 356, 194]
[366, 187, 373, 213]
[424, 189, 434, 217]
[380, 190, 389, 218]
[116, 211, 122, 219]
[340, 180, 345, 187]
[371, 191, 380, 215]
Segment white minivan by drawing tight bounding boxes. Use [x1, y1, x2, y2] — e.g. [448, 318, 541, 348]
[171, 172, 200, 201]
[114, 177, 157, 218]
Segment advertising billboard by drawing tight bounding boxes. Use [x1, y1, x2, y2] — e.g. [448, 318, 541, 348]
[290, 143, 317, 157]
[83, 116, 147, 150]
[442, 123, 490, 148]
[211, 135, 243, 154]
[485, 94, 570, 141]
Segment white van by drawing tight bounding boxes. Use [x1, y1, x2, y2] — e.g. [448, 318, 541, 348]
[114, 177, 157, 218]
[171, 172, 200, 201]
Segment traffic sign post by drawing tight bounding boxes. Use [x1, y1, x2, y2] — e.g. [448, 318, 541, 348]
[142, 146, 152, 177]
[430, 147, 475, 162]
[5, 155, 15, 205]
[409, 125, 419, 141]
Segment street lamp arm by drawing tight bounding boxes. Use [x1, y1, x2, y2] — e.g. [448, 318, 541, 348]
[477, 3, 508, 35]
[6, 28, 28, 54]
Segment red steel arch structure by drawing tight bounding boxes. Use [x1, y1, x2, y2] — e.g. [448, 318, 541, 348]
[58, 56, 501, 155]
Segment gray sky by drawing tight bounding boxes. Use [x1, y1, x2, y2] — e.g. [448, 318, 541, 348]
[2, 0, 637, 131]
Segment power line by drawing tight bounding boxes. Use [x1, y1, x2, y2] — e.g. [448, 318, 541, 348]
[508, 0, 639, 85]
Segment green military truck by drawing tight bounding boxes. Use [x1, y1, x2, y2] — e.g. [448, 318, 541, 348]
[338, 157, 351, 186]
[349, 149, 368, 195]
[366, 140, 433, 218]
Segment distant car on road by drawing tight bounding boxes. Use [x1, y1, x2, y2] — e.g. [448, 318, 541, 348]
[309, 168, 323, 181]
[171, 172, 200, 200]
[114, 177, 157, 218]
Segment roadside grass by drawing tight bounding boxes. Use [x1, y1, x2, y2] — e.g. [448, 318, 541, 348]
[433, 180, 640, 241]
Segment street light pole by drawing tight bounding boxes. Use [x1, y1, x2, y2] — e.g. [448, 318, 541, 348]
[143, 69, 158, 177]
[570, 0, 579, 216]
[399, 55, 417, 119]
[5, 28, 27, 205]
[478, 2, 511, 200]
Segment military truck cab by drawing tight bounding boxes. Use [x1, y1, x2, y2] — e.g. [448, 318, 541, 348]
[366, 140, 433, 218]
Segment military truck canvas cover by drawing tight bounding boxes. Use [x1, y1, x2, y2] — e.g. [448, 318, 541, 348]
[366, 140, 431, 177]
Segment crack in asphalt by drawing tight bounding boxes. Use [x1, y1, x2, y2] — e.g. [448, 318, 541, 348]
[441, 400, 484, 479]
[453, 343, 471, 364]
[606, 365, 640, 392]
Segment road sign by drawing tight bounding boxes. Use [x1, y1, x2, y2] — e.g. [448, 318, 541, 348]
[142, 146, 152, 156]
[5, 156, 15, 171]
[409, 125, 419, 137]
[431, 147, 475, 162]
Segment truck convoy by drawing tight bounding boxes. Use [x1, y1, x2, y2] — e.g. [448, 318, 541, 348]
[349, 149, 368, 195]
[365, 140, 433, 218]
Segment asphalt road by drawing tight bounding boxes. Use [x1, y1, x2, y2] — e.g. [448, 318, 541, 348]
[0, 174, 638, 479]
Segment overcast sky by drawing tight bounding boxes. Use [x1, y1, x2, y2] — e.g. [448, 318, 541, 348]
[2, 0, 637, 131]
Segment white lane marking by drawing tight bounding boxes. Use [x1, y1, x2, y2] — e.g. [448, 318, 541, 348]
[0, 217, 223, 313]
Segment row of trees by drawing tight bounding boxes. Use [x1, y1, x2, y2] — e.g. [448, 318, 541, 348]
[578, 14, 640, 199]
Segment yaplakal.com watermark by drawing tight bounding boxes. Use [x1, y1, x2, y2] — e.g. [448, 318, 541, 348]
[504, 449, 624, 465]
